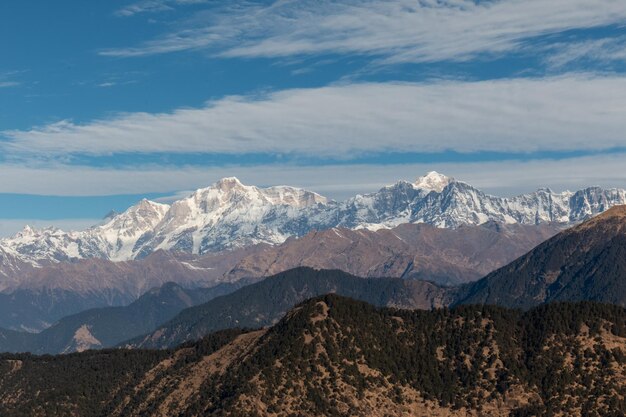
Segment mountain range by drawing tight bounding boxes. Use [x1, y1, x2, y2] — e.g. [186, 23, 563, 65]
[2, 172, 625, 266]
[457, 205, 626, 309]
[0, 281, 245, 354]
[226, 221, 560, 286]
[0, 171, 619, 332]
[1, 295, 624, 416]
[0, 248, 259, 331]
[2, 203, 626, 353]
[123, 268, 452, 350]
[127, 205, 626, 350]
[0, 216, 559, 332]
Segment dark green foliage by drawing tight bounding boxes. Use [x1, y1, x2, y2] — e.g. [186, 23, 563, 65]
[456, 221, 626, 310]
[174, 296, 626, 416]
[0, 296, 624, 416]
[0, 348, 169, 417]
[0, 329, 246, 417]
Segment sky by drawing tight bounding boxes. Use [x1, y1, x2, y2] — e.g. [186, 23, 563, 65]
[1, 0, 626, 236]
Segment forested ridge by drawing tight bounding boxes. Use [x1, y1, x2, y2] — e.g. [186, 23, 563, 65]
[0, 296, 624, 416]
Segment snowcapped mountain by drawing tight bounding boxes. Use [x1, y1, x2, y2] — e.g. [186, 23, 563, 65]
[1, 172, 625, 265]
[133, 177, 328, 256]
[0, 199, 169, 264]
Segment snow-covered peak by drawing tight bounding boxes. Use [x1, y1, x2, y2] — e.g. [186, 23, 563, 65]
[261, 186, 328, 207]
[190, 178, 327, 209]
[18, 225, 36, 237]
[88, 199, 170, 261]
[12, 225, 64, 241]
[214, 176, 244, 192]
[100, 199, 169, 231]
[414, 171, 454, 192]
[1, 175, 625, 264]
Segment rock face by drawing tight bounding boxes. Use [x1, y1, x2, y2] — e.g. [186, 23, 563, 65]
[2, 172, 625, 264]
[1, 296, 624, 417]
[0, 248, 259, 332]
[457, 205, 626, 309]
[225, 221, 561, 286]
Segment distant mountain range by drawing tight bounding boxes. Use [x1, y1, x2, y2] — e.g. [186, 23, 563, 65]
[0, 248, 259, 331]
[226, 221, 560, 286]
[0, 174, 624, 356]
[128, 204, 626, 350]
[2, 172, 625, 265]
[2, 204, 626, 353]
[1, 295, 624, 416]
[0, 281, 244, 354]
[123, 268, 452, 350]
[0, 219, 559, 331]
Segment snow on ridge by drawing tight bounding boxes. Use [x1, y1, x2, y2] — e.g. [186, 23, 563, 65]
[1, 174, 625, 265]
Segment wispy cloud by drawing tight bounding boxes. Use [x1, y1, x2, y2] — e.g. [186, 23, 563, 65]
[545, 37, 626, 69]
[0, 71, 22, 88]
[0, 154, 625, 199]
[101, 0, 626, 65]
[3, 75, 626, 158]
[115, 0, 209, 17]
[97, 82, 117, 88]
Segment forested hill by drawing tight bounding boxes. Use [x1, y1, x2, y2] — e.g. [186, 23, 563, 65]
[1, 295, 625, 416]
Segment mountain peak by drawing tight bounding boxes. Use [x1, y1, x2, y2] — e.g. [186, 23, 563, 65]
[414, 171, 453, 192]
[135, 198, 167, 210]
[2, 176, 626, 263]
[106, 198, 168, 222]
[214, 177, 244, 190]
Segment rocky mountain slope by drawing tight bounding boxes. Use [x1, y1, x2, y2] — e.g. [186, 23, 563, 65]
[2, 172, 624, 265]
[457, 205, 626, 309]
[0, 248, 259, 332]
[0, 219, 558, 331]
[226, 221, 560, 286]
[1, 296, 624, 416]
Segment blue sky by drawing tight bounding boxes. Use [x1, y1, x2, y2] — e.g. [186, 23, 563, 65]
[1, 0, 626, 236]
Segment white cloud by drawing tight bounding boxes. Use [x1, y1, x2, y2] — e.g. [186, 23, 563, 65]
[101, 0, 626, 64]
[97, 82, 117, 88]
[0, 153, 625, 200]
[0, 71, 21, 88]
[545, 37, 626, 69]
[115, 0, 208, 17]
[3, 75, 626, 157]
